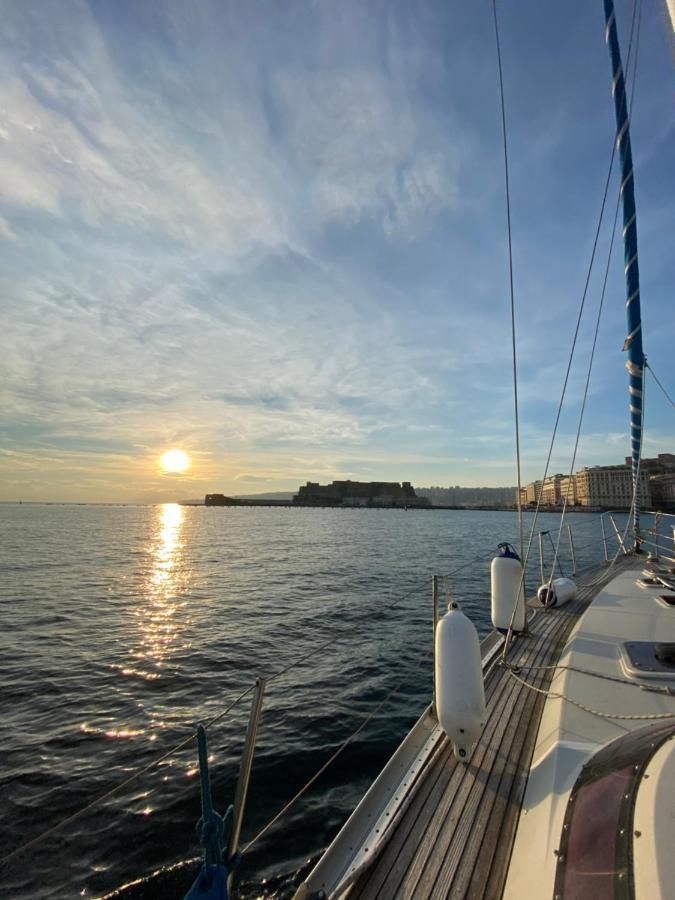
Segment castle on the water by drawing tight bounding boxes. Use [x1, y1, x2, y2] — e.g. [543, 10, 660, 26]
[293, 480, 430, 508]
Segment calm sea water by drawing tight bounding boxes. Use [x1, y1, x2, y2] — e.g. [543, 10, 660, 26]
[0, 503, 612, 899]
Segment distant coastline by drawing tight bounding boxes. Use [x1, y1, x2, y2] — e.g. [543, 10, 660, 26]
[193, 479, 606, 513]
[0, 499, 604, 513]
[186, 499, 604, 513]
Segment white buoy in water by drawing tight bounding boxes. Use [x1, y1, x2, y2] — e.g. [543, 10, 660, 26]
[435, 601, 486, 761]
[537, 577, 576, 608]
[491, 543, 525, 634]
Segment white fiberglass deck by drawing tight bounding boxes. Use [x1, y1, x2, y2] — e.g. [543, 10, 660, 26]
[504, 560, 675, 900]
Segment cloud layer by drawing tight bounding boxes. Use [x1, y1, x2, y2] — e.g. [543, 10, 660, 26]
[1, 0, 673, 501]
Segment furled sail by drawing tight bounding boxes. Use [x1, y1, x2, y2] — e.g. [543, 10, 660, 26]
[602, 0, 645, 541]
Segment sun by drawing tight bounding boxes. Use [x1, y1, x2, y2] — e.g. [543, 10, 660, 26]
[159, 448, 190, 474]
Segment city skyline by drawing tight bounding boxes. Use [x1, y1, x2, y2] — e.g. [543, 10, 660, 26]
[1, 1, 674, 503]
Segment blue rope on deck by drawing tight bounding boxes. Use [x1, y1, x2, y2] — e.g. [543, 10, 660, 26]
[184, 724, 240, 900]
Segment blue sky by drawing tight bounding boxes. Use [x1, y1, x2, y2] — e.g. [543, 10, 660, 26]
[1, 0, 673, 502]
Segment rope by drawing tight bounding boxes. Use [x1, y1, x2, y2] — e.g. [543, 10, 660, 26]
[546, 183, 622, 580]
[545, 532, 565, 578]
[647, 362, 675, 409]
[195, 724, 227, 869]
[264, 582, 426, 685]
[503, 665, 675, 721]
[508, 117, 620, 629]
[491, 0, 523, 559]
[242, 682, 403, 853]
[505, 660, 675, 695]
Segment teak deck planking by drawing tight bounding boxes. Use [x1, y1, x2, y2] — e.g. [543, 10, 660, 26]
[348, 557, 636, 900]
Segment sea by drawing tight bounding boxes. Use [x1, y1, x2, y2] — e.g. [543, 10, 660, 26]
[0, 503, 618, 899]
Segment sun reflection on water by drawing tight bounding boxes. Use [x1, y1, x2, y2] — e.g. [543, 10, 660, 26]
[110, 505, 194, 767]
[134, 503, 191, 674]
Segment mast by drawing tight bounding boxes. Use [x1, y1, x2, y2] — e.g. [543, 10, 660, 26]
[602, 0, 645, 544]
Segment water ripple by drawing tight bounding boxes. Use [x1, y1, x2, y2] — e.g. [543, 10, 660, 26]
[0, 503, 611, 898]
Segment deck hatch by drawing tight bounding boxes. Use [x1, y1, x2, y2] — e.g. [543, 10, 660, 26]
[637, 577, 662, 588]
[623, 641, 675, 675]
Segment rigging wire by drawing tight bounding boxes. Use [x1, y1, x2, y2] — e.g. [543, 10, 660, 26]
[242, 680, 404, 854]
[546, 190, 623, 581]
[501, 0, 642, 654]
[647, 361, 675, 409]
[612, 363, 646, 564]
[546, 0, 644, 582]
[491, 0, 523, 558]
[545, 531, 565, 577]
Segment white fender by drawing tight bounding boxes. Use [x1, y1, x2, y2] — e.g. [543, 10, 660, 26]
[435, 602, 486, 761]
[537, 577, 576, 608]
[491, 544, 525, 633]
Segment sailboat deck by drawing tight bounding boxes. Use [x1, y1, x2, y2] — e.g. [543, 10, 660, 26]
[347, 556, 638, 900]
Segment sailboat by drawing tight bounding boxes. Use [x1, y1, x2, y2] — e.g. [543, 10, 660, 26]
[172, 2, 673, 898]
[285, 2, 675, 898]
[3, 3, 670, 899]
[159, 3, 672, 898]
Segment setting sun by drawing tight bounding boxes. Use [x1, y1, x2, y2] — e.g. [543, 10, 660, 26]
[159, 449, 190, 474]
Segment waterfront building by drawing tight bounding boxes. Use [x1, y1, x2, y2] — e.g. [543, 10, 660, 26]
[625, 453, 675, 473]
[522, 474, 576, 507]
[559, 475, 577, 505]
[650, 473, 675, 512]
[525, 481, 542, 505]
[574, 465, 651, 509]
[540, 474, 564, 506]
[509, 455, 674, 511]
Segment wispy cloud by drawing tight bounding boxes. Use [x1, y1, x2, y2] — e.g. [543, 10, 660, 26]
[0, 0, 673, 501]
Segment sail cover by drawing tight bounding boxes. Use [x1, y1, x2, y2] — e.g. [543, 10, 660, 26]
[603, 0, 645, 539]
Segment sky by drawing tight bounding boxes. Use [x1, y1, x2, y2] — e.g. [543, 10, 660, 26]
[1, 0, 673, 503]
